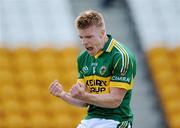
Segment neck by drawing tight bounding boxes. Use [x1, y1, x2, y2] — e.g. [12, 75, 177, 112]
[104, 35, 108, 43]
[97, 34, 108, 53]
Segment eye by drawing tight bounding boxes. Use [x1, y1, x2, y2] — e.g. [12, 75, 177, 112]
[85, 35, 92, 39]
[79, 36, 83, 39]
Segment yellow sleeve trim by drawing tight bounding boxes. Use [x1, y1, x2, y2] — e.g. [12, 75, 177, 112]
[110, 81, 133, 90]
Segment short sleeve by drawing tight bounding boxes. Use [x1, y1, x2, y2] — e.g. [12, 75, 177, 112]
[110, 53, 134, 90]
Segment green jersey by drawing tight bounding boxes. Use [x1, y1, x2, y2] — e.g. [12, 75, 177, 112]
[77, 34, 136, 122]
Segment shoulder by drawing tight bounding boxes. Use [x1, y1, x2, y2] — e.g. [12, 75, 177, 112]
[110, 42, 126, 61]
[112, 41, 136, 60]
[113, 42, 129, 55]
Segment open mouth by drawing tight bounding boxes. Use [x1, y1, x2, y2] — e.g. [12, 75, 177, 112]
[86, 47, 93, 51]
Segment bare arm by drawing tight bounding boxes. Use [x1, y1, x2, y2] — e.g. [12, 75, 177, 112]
[71, 82, 127, 108]
[49, 80, 88, 107]
[82, 87, 127, 108]
[58, 91, 88, 107]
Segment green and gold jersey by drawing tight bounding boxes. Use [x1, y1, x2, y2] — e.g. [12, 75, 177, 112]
[77, 34, 136, 122]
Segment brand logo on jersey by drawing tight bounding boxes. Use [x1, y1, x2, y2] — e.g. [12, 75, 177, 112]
[99, 66, 106, 75]
[112, 76, 130, 83]
[86, 79, 108, 94]
[82, 66, 88, 73]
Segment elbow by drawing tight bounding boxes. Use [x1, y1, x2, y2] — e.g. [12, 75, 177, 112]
[111, 99, 122, 108]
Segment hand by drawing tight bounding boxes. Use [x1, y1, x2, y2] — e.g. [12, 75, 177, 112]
[49, 80, 63, 97]
[70, 82, 86, 99]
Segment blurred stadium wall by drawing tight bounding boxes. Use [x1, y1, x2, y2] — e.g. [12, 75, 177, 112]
[0, 0, 85, 128]
[0, 0, 179, 128]
[127, 0, 180, 128]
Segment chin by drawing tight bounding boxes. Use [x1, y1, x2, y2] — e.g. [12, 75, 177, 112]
[87, 51, 95, 56]
[88, 53, 94, 56]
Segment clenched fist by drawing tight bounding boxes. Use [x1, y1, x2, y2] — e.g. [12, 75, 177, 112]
[70, 82, 86, 99]
[49, 80, 63, 97]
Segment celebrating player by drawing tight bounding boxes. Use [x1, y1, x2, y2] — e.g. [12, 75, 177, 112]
[49, 9, 136, 128]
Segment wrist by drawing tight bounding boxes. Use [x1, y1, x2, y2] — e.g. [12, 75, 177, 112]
[81, 92, 89, 100]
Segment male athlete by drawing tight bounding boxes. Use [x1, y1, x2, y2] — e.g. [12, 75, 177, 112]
[49, 10, 136, 128]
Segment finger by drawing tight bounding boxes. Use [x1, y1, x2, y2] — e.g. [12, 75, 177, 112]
[70, 87, 73, 94]
[71, 86, 79, 96]
[50, 80, 58, 85]
[76, 84, 82, 91]
[70, 86, 76, 95]
[54, 79, 58, 82]
[55, 86, 62, 94]
[71, 84, 77, 90]
[77, 81, 84, 87]
[49, 80, 59, 90]
[74, 86, 81, 94]
[78, 82, 86, 91]
[71, 91, 77, 97]
[57, 81, 62, 86]
[55, 83, 63, 92]
[51, 84, 60, 94]
[49, 82, 58, 90]
[77, 84, 85, 94]
[49, 84, 56, 93]
[54, 90, 61, 97]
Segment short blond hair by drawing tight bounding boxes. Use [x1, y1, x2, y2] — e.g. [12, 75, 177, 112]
[75, 10, 105, 30]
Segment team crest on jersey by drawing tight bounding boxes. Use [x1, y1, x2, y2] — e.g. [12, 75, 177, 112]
[82, 66, 89, 74]
[99, 66, 106, 75]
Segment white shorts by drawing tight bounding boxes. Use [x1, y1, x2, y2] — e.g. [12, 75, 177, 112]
[77, 118, 132, 128]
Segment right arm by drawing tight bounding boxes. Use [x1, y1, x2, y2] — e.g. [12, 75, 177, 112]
[49, 80, 88, 107]
[58, 91, 88, 107]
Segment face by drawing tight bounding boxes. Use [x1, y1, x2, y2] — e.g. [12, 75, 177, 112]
[78, 25, 105, 56]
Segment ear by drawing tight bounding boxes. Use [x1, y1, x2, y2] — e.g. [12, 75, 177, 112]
[99, 29, 106, 37]
[101, 29, 106, 35]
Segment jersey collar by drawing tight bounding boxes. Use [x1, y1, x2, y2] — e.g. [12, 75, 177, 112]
[102, 34, 113, 52]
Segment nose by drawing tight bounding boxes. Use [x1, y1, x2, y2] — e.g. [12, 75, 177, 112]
[82, 38, 88, 45]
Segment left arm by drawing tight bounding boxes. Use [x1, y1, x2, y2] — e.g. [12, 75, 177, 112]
[71, 82, 127, 108]
[82, 87, 127, 108]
